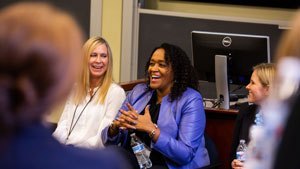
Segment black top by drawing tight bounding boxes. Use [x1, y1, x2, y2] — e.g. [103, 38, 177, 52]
[124, 91, 168, 168]
[230, 102, 258, 163]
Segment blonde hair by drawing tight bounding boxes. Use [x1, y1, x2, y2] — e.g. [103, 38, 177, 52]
[275, 9, 300, 63]
[73, 37, 113, 104]
[253, 63, 276, 88]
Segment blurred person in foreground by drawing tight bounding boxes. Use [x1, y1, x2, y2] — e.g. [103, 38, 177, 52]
[245, 9, 300, 169]
[269, 9, 300, 169]
[102, 43, 210, 169]
[0, 2, 130, 169]
[230, 63, 275, 169]
[53, 36, 126, 148]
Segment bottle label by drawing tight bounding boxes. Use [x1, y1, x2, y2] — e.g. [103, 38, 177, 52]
[132, 144, 144, 153]
[236, 151, 246, 161]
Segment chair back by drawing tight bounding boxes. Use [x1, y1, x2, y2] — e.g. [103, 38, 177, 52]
[199, 133, 221, 169]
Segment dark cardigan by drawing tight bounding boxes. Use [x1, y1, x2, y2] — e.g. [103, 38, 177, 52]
[229, 102, 258, 164]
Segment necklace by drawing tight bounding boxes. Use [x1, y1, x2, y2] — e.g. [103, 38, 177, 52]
[66, 87, 100, 141]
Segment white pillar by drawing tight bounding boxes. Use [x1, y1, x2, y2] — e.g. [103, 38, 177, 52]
[121, 0, 139, 82]
[90, 0, 103, 37]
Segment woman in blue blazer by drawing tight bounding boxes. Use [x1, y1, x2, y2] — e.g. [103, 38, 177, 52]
[102, 43, 210, 169]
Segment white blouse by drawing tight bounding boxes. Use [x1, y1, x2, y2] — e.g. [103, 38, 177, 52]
[53, 83, 126, 149]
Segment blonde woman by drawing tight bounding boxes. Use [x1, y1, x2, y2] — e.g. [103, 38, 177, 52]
[230, 63, 275, 169]
[246, 9, 300, 169]
[53, 37, 126, 148]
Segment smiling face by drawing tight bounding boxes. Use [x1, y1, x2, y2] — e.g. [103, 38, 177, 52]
[89, 44, 108, 82]
[148, 48, 174, 96]
[246, 70, 269, 105]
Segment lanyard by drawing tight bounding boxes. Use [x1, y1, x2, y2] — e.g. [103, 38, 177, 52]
[66, 87, 100, 141]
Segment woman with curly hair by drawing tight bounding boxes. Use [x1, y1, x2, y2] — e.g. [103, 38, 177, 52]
[102, 43, 210, 169]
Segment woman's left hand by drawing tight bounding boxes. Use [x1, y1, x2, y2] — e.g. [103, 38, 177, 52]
[134, 105, 154, 132]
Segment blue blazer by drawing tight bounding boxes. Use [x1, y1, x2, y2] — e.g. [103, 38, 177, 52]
[0, 123, 130, 169]
[102, 83, 210, 169]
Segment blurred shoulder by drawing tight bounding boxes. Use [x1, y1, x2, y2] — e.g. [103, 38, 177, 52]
[64, 145, 131, 169]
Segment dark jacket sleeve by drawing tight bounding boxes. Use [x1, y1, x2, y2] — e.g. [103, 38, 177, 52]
[229, 103, 257, 165]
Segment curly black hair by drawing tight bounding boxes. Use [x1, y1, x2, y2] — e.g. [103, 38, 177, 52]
[145, 43, 199, 102]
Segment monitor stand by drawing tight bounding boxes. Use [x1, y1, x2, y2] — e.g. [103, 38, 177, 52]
[215, 55, 230, 109]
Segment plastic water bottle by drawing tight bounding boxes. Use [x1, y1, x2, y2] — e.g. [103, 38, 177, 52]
[130, 133, 152, 169]
[236, 139, 247, 162]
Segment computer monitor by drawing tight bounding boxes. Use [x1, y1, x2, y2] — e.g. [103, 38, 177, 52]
[192, 31, 270, 85]
[215, 55, 230, 109]
[191, 31, 270, 108]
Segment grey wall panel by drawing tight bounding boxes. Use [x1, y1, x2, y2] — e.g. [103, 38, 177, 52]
[137, 13, 282, 78]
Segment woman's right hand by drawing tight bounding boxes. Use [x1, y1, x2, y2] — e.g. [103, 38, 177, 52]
[108, 119, 121, 137]
[108, 103, 138, 137]
[118, 103, 139, 129]
[231, 159, 244, 169]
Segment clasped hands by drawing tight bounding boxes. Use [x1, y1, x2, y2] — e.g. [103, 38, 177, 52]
[111, 103, 154, 133]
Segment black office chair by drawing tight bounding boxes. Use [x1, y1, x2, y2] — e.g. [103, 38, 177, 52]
[199, 133, 221, 169]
